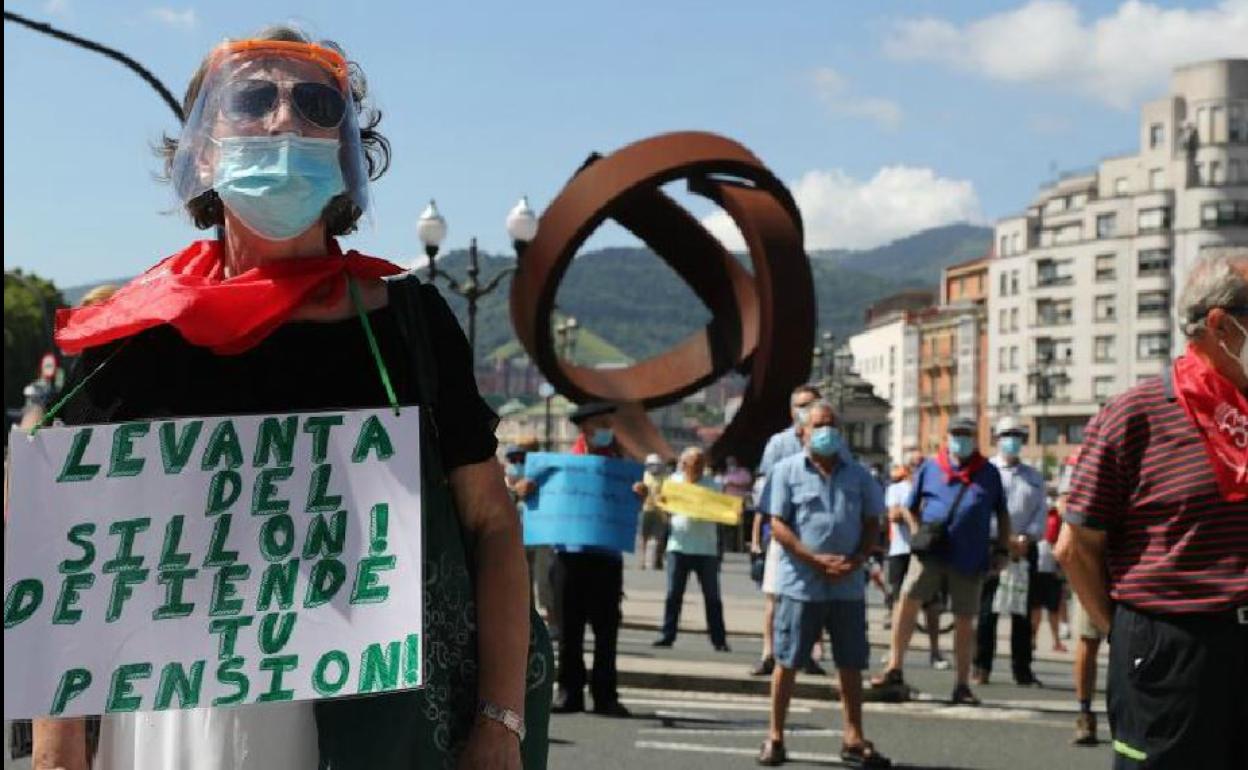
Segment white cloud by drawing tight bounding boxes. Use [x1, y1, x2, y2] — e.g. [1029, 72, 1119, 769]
[43, 0, 70, 17]
[884, 0, 1248, 108]
[702, 166, 982, 252]
[811, 67, 904, 131]
[148, 7, 197, 29]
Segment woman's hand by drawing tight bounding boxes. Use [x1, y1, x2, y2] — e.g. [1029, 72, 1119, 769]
[632, 481, 647, 498]
[457, 718, 521, 770]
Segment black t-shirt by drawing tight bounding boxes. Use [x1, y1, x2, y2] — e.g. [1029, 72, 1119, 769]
[57, 281, 498, 470]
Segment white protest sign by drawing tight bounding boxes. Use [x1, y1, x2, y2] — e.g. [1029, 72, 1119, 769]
[3, 408, 423, 720]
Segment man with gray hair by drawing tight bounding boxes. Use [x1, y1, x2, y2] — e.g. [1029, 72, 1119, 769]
[1057, 247, 1248, 768]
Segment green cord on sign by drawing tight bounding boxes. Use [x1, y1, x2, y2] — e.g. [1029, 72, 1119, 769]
[30, 339, 133, 436]
[347, 276, 401, 415]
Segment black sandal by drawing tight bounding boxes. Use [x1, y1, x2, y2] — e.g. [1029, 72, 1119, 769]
[868, 668, 904, 688]
[841, 740, 892, 768]
[757, 739, 787, 766]
[950, 684, 981, 706]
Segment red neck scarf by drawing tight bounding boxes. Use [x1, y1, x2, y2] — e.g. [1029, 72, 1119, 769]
[1172, 349, 1248, 502]
[570, 434, 621, 458]
[936, 447, 987, 485]
[55, 240, 404, 355]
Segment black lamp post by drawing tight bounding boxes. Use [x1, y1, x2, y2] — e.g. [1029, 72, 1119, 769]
[1027, 354, 1071, 480]
[416, 197, 539, 355]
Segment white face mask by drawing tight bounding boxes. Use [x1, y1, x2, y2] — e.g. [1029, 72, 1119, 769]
[1220, 316, 1248, 380]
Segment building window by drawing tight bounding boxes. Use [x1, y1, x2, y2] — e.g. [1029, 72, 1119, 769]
[1011, 270, 1020, 295]
[1040, 422, 1061, 445]
[999, 272, 1008, 296]
[1044, 197, 1068, 215]
[1095, 253, 1116, 282]
[1010, 346, 1020, 371]
[1149, 122, 1164, 149]
[1114, 177, 1129, 196]
[1036, 337, 1074, 364]
[1197, 106, 1210, 142]
[1138, 290, 1169, 318]
[1095, 295, 1116, 322]
[999, 309, 1008, 331]
[1067, 422, 1085, 444]
[1138, 248, 1171, 277]
[998, 347, 1007, 373]
[1231, 160, 1242, 185]
[1036, 298, 1073, 327]
[1094, 376, 1115, 402]
[1138, 332, 1171, 360]
[1096, 213, 1117, 238]
[1036, 257, 1074, 287]
[1095, 335, 1116, 363]
[1137, 207, 1171, 232]
[1072, 192, 1089, 209]
[999, 235, 1008, 256]
[1210, 161, 1224, 186]
[1210, 105, 1225, 143]
[1231, 105, 1246, 143]
[1149, 168, 1165, 191]
[1201, 201, 1248, 227]
[1195, 162, 1205, 186]
[1010, 308, 1019, 331]
[1011, 233, 1021, 253]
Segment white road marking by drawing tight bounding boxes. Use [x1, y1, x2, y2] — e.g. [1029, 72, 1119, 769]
[622, 697, 810, 713]
[635, 740, 847, 764]
[638, 726, 842, 737]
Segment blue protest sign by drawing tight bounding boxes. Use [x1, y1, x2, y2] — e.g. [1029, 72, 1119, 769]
[521, 452, 643, 551]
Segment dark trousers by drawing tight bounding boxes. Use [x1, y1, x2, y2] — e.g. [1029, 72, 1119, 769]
[1107, 603, 1247, 769]
[660, 551, 727, 646]
[553, 551, 623, 706]
[974, 545, 1036, 679]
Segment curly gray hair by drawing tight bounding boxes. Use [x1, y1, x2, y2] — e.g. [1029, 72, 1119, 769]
[1178, 246, 1248, 339]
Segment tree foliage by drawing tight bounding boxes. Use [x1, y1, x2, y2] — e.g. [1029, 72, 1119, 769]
[4, 271, 64, 411]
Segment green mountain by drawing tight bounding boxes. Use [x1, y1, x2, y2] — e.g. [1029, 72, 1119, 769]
[59, 223, 991, 365]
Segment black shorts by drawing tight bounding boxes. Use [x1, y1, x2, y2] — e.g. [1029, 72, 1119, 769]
[1107, 603, 1248, 769]
[1029, 572, 1062, 612]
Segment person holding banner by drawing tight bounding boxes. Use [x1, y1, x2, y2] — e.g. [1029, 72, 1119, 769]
[29, 24, 548, 770]
[651, 446, 732, 652]
[759, 401, 891, 768]
[515, 401, 646, 718]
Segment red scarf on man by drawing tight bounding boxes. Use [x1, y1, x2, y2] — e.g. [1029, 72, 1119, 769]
[1172, 349, 1248, 502]
[55, 240, 404, 356]
[935, 447, 987, 485]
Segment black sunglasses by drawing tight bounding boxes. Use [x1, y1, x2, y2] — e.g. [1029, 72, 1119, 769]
[220, 79, 346, 129]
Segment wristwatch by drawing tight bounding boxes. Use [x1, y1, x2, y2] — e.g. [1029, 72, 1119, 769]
[478, 700, 526, 741]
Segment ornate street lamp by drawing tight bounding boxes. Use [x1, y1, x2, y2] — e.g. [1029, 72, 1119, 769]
[416, 197, 539, 355]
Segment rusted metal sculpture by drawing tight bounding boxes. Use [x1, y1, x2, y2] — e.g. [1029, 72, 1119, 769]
[509, 131, 814, 465]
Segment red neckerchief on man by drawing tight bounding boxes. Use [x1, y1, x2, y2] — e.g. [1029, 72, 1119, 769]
[570, 433, 622, 458]
[1172, 348, 1248, 502]
[935, 447, 987, 485]
[55, 239, 404, 356]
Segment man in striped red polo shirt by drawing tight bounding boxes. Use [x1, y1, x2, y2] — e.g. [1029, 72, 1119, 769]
[1056, 248, 1248, 769]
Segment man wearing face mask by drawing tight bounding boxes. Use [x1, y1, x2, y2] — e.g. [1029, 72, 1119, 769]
[751, 385, 828, 677]
[515, 402, 645, 717]
[760, 402, 891, 767]
[1056, 249, 1248, 769]
[871, 417, 1010, 706]
[973, 416, 1046, 687]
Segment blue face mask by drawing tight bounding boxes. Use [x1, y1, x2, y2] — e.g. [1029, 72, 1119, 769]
[999, 436, 1023, 457]
[948, 435, 976, 460]
[213, 134, 344, 241]
[809, 426, 841, 457]
[590, 428, 614, 448]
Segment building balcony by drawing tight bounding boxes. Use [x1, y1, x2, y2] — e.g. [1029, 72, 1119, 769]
[1033, 275, 1074, 289]
[1032, 316, 1073, 328]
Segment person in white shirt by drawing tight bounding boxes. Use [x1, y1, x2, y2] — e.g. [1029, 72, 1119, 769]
[883, 453, 948, 669]
[652, 447, 730, 651]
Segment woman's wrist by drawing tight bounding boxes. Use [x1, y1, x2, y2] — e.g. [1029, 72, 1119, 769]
[477, 699, 525, 742]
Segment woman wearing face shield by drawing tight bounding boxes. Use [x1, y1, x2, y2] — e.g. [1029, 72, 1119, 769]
[36, 25, 549, 770]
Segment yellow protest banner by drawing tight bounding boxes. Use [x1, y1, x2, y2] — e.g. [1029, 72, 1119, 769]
[659, 480, 743, 525]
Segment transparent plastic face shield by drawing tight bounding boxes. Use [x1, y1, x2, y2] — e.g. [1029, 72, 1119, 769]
[169, 39, 370, 216]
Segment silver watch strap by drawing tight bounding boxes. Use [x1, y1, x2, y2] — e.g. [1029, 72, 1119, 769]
[478, 700, 526, 741]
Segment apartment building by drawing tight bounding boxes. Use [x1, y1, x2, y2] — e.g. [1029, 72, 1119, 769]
[989, 59, 1248, 471]
[913, 257, 990, 456]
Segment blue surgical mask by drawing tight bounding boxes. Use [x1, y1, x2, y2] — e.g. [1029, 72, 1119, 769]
[948, 435, 976, 460]
[999, 436, 1023, 457]
[809, 426, 841, 457]
[590, 428, 614, 448]
[213, 134, 344, 241]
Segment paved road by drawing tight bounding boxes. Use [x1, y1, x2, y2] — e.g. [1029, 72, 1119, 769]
[549, 685, 1113, 769]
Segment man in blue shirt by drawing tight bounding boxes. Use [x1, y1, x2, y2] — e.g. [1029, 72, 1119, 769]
[871, 416, 1012, 706]
[759, 402, 892, 768]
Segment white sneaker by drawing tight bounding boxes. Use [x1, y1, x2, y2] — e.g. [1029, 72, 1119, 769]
[931, 654, 951, 671]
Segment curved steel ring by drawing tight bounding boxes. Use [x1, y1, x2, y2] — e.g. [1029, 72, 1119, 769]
[509, 131, 814, 463]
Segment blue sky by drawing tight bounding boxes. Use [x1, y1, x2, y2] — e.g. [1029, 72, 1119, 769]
[5, 0, 1245, 286]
